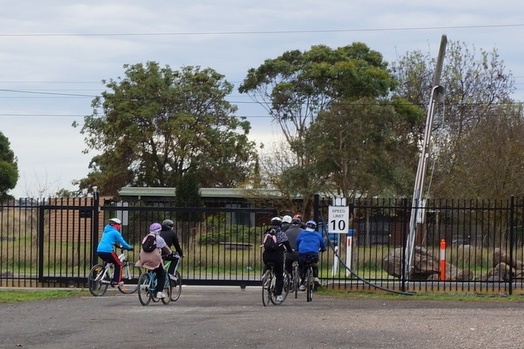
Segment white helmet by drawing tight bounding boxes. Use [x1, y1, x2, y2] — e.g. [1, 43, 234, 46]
[282, 215, 292, 224]
[108, 218, 121, 225]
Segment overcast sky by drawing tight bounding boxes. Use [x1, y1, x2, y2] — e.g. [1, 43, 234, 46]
[2, 0, 524, 198]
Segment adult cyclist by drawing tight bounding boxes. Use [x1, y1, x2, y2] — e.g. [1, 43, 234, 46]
[296, 220, 326, 291]
[96, 218, 133, 287]
[159, 219, 184, 283]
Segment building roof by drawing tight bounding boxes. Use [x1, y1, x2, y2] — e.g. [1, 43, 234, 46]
[118, 187, 286, 199]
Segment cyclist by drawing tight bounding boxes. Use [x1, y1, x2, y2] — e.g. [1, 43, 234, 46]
[159, 219, 184, 283]
[284, 217, 302, 276]
[262, 216, 292, 303]
[96, 218, 133, 287]
[281, 215, 292, 232]
[296, 220, 326, 291]
[136, 222, 173, 299]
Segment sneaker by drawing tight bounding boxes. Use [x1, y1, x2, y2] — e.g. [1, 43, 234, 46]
[156, 291, 166, 299]
[314, 277, 321, 286]
[275, 295, 284, 302]
[299, 284, 306, 291]
[111, 281, 124, 287]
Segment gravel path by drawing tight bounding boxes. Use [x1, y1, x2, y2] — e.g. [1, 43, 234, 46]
[1, 286, 524, 349]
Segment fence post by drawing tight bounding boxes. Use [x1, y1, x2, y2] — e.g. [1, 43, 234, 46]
[91, 186, 100, 265]
[439, 239, 446, 281]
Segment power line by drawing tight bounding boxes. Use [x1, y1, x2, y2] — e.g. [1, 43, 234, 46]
[1, 23, 524, 37]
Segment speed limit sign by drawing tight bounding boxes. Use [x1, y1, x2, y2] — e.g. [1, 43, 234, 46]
[328, 205, 349, 233]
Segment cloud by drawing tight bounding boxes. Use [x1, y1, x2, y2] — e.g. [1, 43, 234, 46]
[1, 0, 524, 197]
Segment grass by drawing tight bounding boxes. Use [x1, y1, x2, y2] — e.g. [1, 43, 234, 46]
[0, 289, 89, 303]
[316, 287, 524, 302]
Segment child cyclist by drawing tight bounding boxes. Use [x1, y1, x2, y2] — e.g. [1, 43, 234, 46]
[262, 216, 293, 303]
[296, 220, 326, 291]
[136, 223, 173, 299]
[96, 218, 134, 287]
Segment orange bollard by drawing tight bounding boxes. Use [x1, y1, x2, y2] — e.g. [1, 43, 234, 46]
[439, 239, 446, 281]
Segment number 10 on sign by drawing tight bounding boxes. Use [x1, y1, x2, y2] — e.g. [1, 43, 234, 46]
[328, 206, 349, 233]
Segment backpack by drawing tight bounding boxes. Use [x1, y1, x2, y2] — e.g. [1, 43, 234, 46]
[141, 233, 157, 252]
[263, 231, 279, 251]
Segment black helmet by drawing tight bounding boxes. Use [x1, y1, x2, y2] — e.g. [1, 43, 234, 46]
[162, 219, 174, 228]
[270, 217, 282, 226]
[306, 220, 317, 229]
[291, 217, 301, 225]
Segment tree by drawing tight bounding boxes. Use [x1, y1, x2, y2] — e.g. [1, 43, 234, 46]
[392, 41, 519, 198]
[239, 43, 397, 211]
[0, 131, 18, 200]
[307, 97, 424, 198]
[74, 62, 258, 196]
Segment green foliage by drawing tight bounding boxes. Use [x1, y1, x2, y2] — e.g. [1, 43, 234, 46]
[198, 223, 258, 245]
[239, 43, 398, 203]
[75, 62, 258, 195]
[176, 172, 203, 222]
[0, 132, 18, 199]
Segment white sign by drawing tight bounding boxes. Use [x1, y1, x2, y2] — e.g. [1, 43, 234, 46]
[328, 205, 349, 234]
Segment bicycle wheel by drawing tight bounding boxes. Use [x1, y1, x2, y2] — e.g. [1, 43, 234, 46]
[169, 271, 182, 302]
[118, 262, 141, 294]
[269, 272, 279, 305]
[88, 264, 109, 297]
[261, 270, 272, 307]
[306, 267, 313, 302]
[161, 278, 172, 305]
[281, 273, 290, 302]
[293, 264, 300, 299]
[137, 272, 152, 306]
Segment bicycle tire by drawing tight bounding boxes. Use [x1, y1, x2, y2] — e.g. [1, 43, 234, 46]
[169, 271, 182, 302]
[261, 270, 272, 307]
[137, 272, 152, 306]
[281, 272, 290, 302]
[88, 264, 109, 297]
[118, 262, 141, 294]
[162, 277, 172, 305]
[293, 263, 300, 299]
[268, 271, 279, 305]
[306, 267, 313, 302]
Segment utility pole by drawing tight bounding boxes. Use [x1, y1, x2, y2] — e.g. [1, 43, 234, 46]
[404, 35, 447, 281]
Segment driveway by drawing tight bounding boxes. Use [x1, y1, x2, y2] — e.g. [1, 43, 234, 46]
[1, 286, 523, 349]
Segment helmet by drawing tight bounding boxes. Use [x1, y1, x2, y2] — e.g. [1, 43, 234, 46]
[305, 220, 317, 229]
[291, 217, 301, 225]
[108, 218, 121, 225]
[162, 219, 174, 228]
[293, 214, 303, 220]
[149, 222, 162, 233]
[282, 215, 292, 224]
[270, 217, 282, 226]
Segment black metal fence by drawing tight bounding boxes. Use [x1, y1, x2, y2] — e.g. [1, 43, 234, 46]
[2, 195, 524, 295]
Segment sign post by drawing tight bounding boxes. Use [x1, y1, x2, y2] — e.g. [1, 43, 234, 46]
[328, 197, 349, 277]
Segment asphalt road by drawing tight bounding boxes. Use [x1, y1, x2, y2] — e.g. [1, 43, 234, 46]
[1, 286, 524, 349]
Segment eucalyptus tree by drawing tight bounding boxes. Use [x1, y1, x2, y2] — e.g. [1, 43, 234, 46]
[239, 43, 397, 210]
[392, 41, 519, 198]
[75, 62, 257, 195]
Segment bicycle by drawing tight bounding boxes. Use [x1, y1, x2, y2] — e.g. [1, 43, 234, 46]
[165, 253, 182, 302]
[88, 247, 141, 296]
[137, 260, 172, 306]
[304, 261, 317, 302]
[261, 263, 289, 306]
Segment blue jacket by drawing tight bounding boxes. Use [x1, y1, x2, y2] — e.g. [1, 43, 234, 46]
[296, 229, 326, 254]
[97, 224, 132, 253]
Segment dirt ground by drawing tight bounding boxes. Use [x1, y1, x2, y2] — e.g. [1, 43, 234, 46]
[1, 286, 524, 349]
